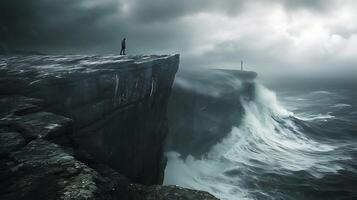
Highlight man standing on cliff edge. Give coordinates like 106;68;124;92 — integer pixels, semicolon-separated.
120;38;126;55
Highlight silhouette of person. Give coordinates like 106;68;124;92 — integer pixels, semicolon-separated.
120;38;126;55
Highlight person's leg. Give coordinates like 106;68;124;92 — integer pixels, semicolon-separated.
120;49;123;55
123;49;126;55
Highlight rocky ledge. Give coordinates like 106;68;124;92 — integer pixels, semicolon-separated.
0;55;218;200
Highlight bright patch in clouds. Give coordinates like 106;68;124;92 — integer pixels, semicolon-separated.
174;1;357;76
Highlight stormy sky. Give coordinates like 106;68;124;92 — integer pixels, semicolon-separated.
1;0;357;77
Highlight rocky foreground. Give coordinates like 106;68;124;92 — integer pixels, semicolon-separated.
0;55;218;200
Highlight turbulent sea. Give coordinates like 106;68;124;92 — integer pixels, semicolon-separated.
164;78;357;200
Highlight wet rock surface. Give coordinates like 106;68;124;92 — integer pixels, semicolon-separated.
0;96;43;117
0;129;25;155
12;112;73;140
0;55;218;200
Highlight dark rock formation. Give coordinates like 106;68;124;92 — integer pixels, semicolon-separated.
0;55;218;200
0;54;178;185
166;69;256;157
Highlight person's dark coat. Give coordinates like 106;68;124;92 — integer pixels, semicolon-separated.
121;39;126;49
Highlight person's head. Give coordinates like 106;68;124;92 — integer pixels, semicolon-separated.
124;38;126;40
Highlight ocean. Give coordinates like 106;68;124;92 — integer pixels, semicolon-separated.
164;77;357;200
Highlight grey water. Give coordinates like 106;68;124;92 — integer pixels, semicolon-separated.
164;77;357;200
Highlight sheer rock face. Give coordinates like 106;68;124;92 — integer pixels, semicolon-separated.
0;54;178;185
0;54;217;200
166;69;256;157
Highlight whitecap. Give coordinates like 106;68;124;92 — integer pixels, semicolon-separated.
331;103;351;108
295;113;335;121
164;84;351;200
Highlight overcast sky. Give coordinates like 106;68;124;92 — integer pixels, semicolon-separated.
1;0;357;77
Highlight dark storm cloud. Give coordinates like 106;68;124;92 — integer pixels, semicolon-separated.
126;0;334;24
0;0;336;52
0;0;122;52
125;0;246;23
0;0;213;53
0;0;356;77
0;0;339;52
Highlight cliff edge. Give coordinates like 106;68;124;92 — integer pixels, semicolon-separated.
0;54;218;200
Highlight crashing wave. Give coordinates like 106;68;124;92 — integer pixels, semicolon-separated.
164;83;352;200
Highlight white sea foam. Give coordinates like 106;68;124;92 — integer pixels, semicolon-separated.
331;103;351;108
164;84;350;200
295;113;335;121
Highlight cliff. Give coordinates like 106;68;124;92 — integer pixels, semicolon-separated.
166;69;256;157
0;54;218;200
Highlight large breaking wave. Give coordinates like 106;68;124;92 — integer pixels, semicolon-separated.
164;84;353;200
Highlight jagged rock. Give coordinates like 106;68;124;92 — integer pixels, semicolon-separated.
0;129;26;155
1;139;102;200
0;95;43;117
0;137;218;200
144;185;218;200
11;112;73;140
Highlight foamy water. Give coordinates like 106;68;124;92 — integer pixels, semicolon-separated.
164;84;355;200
